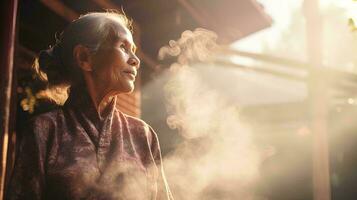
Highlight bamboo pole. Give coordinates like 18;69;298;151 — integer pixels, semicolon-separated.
0;0;19;199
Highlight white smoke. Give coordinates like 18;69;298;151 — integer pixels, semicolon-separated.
159;28;263;200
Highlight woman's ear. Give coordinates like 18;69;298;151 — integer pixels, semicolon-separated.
73;45;93;71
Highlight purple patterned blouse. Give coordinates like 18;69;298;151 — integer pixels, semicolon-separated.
7;88;173;200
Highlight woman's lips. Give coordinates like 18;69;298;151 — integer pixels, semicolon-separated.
123;70;136;80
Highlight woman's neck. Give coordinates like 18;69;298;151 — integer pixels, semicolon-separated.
83;72;116;117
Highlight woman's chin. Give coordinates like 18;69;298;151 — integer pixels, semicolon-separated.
113;83;134;94
123;87;134;93
124;82;135;93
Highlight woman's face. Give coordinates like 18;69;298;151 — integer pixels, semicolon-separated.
92;25;140;95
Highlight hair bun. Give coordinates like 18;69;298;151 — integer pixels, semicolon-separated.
38;43;70;86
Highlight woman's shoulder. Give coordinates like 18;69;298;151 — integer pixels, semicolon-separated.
25;108;65;137
122;113;148;126
121;113;157;137
30;107;64;125
120;113;161;152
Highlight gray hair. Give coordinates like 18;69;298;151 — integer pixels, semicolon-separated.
36;11;132;87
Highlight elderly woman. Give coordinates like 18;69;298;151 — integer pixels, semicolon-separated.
7;12;173;200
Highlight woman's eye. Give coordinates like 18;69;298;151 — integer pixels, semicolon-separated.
120;44;127;52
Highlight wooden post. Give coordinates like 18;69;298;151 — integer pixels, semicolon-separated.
303;0;331;199
0;0;18;199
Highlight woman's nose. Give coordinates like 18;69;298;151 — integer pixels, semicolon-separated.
128;54;140;69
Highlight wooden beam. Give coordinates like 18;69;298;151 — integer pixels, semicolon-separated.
92;0;119;11
221;47;309;69
176;0;209;27
0;0;18;199
215;60;306;82
304;0;331;199
221;48;357;84
18;45;36;58
40;0;79;21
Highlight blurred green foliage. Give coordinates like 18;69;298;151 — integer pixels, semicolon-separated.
349;18;356;32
